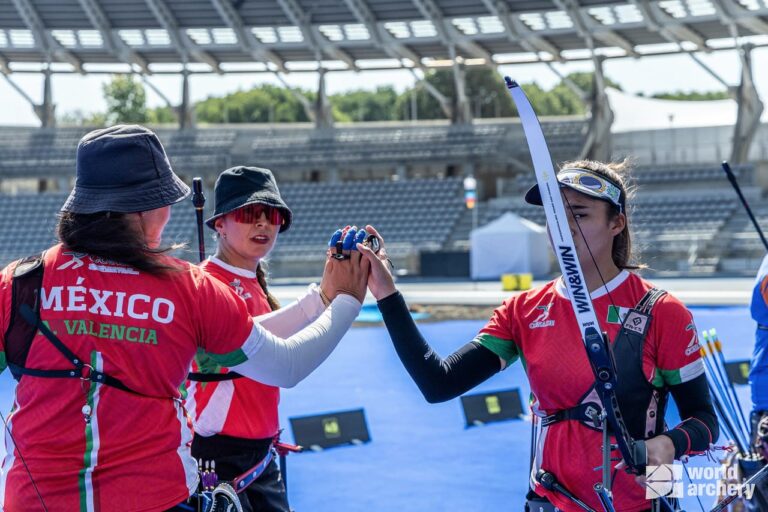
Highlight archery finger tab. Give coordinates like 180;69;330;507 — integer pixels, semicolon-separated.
329;229;343;247
342;228;357;251
353;229;367;250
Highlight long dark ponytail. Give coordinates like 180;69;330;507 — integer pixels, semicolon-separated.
57;212;184;275
256;262;280;312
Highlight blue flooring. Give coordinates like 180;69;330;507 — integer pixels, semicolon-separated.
0;306;758;510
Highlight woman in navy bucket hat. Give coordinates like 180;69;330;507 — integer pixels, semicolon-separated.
0;125;369;512
188;166;304;512
63;124;191;215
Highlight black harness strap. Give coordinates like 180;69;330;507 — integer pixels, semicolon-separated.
541;287;668;433
5;253;141;396
13;304;137;394
540;398;604;431
187;371;241;382
635;287;667;315
4;254;45;379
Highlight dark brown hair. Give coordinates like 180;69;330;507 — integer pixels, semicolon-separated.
559;158;643;270
256;262;280;312
57;212;184;275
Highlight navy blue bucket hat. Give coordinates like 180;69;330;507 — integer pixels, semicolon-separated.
61;124;190;214
205;166;292;232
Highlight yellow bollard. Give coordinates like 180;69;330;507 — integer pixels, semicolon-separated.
501;274;518;291
501;274;533;291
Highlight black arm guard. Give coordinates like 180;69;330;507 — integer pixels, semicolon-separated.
663;374;719;458
377;292;501;403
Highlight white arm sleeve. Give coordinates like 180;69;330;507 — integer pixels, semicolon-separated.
231;294;361;388
254;283;326;338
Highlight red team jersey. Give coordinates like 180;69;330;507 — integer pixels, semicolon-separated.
0;245;260;512
477;271;704;512
186;257;280;440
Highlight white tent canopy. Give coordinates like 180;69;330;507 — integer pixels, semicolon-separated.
470;212;551;280
606;87;768;133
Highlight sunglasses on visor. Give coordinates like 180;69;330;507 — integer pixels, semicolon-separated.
231;204;284;226
558;168;624;212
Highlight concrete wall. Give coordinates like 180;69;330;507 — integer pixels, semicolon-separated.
612;123;768;170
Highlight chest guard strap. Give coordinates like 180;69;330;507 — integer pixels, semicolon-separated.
541;287;668;436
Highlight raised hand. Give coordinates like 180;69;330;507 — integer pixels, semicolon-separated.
356;224;397;301
320;226;370;303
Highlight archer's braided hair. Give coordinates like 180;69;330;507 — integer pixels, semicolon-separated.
256;262;280;312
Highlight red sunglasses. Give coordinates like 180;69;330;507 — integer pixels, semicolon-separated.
231;204;283;226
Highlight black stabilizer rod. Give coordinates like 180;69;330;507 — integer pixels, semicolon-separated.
722;161;768;252
536;470;597;512
192;177;206;263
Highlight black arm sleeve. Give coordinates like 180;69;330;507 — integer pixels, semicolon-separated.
377;292;502;403
661;374;719;459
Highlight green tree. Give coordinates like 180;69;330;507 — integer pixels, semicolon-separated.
57;109;107;127
392;68;620;120
522;72;623;116
392;68;495;120
195;84;312;123
147;106;176;124
566;71;621;94
652;90;730;101
103;75;147;124
329;86;399;122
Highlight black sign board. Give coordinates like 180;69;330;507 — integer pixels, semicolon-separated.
460;388;524;427
290;408;370;450
725;359;751;386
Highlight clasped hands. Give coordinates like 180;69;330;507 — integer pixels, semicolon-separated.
319;224;398;305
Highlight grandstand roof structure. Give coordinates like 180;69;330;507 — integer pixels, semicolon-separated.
0;0;765;162
1;0;767;73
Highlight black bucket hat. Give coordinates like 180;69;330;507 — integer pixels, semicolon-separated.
61;124;190;214
205;166;292;232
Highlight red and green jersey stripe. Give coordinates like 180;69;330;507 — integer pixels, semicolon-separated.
475;333;521;368
78;351;103;512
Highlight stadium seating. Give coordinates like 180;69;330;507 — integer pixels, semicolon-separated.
509;163;753;195
453;173;753;273
0;191;200;268
250;124;514;167
721;202;768;258
271;178;465;273
0;123;763;276
0;127;237;178
0;193;67;265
